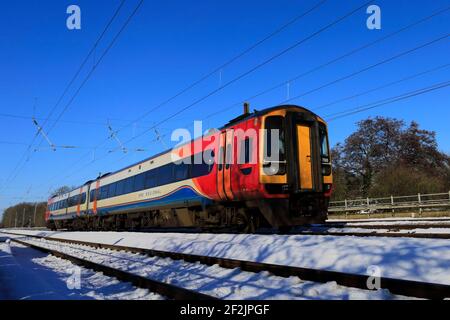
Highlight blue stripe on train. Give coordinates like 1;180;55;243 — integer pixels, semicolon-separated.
49;186;212;220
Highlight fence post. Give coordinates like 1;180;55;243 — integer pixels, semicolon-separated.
22;207;26;228
391;195;395;217
33;202;37;227
344;199;348;217
418;193;422;217
367;197;370;218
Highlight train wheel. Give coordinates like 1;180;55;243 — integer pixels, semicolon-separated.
235;210;258;233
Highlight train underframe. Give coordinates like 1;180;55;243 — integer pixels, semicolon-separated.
46;193;329;233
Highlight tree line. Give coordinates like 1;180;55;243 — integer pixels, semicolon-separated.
331;116;450;200
0;186;72;228
1;202;47;228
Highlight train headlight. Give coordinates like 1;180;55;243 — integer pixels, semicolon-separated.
263;162;286;175
321;164;331;176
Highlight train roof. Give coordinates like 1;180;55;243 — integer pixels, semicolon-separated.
224;104;321;127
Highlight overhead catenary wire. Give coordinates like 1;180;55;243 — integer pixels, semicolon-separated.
47;0;371;185
118;0;330;124
0;113;170;128
50;0;330;155
26;0;336;189
18;1;450;200
42;0;145;139
112;0;373;153
314;62;450;111
0;0;127;191
168;5;450;129
280;33;449;104
30;1;446;192
325;80;450;121
0;0;143;192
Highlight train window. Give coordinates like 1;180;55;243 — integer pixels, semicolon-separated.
218;147;224;171
264;116;286;175
90;189;96;202
158;165;173;186
191;152;213;178
204;149;215;167
99;186;106;200
174;163;188;181
108;183;117;198
192;162;210;178
319;125;330;163
116;180;125;196
81;193;86;204
124;176;135;194
225;144;232;169
134;173;145;191
239;137;253;164
145;171;157;189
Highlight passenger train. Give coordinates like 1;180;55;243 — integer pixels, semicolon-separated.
46;104;333;232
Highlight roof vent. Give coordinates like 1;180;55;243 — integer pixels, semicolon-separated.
243;102;250;115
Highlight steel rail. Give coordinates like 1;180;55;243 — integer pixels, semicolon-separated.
10;237;216;300
317;223;450;230
327;217;450;223
293;230;450;239
4;232;450;299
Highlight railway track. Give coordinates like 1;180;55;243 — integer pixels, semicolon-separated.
320;222;450;230
9;237;215;300
291;221;450;239
327;217;450;223
292;230;450;239
3;231;450;300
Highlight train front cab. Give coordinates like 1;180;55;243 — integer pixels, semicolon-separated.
252;105;332;227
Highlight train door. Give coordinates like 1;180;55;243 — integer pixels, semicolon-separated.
216;130;235;200
216;132;226;200
223;129;235;200
296;123;314;190
77;187;83;216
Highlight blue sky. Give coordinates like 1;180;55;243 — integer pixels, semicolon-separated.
0;0;449;213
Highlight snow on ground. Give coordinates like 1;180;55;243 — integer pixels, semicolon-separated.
0;236;162;300
7;236;415;300
2;229;450;286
